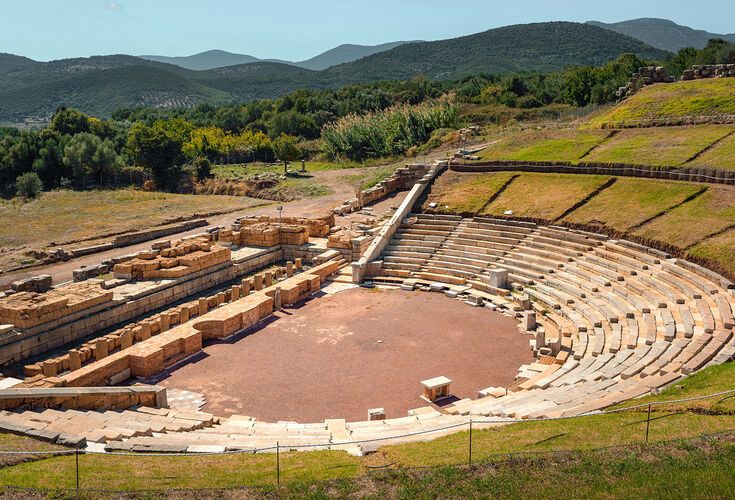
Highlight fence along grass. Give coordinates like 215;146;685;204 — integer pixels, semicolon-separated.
322;100;460;161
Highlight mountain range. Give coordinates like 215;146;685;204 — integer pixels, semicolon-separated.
588;18;735;52
140;42;417;71
0;21;671;124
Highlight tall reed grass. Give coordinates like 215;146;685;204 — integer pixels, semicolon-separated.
321;100;460;161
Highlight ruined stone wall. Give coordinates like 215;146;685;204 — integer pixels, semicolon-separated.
233;214;334;238
0;248;281;367
682;64;735;81
113;238;231;280
35;257;342;388
221;223;310;248
0;385;166;411
333;163;430;215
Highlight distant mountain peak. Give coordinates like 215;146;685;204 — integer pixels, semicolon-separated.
139;41;419;72
588;18;735;51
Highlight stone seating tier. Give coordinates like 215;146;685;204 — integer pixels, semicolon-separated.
375;214;735;422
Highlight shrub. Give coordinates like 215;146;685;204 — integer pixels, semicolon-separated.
15;172;43;199
191;157;212;181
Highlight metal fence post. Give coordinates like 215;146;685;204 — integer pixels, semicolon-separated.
469;419;473;467
276;441;280;486
645;404;652;445
75;444;80;498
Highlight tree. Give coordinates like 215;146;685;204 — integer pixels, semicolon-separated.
183;126;230;161
15;172;43;199
191;157;212;181
0;131;41;196
50;108;90;135
272;134;301;173
63;133;119;186
126;119;192;190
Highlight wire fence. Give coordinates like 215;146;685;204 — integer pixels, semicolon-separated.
1;387;735;493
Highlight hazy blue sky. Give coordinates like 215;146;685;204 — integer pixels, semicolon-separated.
1;0;733;61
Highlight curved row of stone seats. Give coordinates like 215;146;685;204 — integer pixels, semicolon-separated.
100;407;478;455
377;215;735;420
0;406;217;445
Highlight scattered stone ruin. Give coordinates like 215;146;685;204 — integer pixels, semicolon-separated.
616;66;673;100
682;64;735;81
0;281;113;330
618;64;735;100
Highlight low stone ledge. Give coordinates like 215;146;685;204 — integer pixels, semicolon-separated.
0;385;166;411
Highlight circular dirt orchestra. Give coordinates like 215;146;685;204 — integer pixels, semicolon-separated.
156;287;533;422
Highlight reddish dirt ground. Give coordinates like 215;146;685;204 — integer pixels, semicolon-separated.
156;287;534;422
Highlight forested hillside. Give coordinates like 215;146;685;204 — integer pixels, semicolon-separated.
0;22;669;124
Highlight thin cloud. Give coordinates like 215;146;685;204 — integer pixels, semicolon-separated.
105;1;125;11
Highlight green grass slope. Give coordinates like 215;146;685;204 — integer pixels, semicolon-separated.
562;177;705;231
477;129;610;163
631;185;735;247
481;173;611;220
581;125;734;166
688;131;735;170
590;78;735;128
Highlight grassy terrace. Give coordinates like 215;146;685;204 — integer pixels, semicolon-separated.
1;363;734;493
421;171;517;214
688;131;735;170
588;77;735;128
476;128;610;163
688;228;735;277
562;177;705;231
471;125;735;170
480;173;611;220
583;125;734;167
631;185;735;248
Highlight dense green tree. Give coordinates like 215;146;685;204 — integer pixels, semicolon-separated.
126;119;192;190
49;107;90;135
63;133;119;186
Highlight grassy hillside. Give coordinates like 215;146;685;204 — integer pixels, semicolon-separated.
563;178;704;231
631;185;735;248
422;171;517;214
0;22;668;122
423;171;735;278
471;125;735;169
689;132;735;170
589;78;735;128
